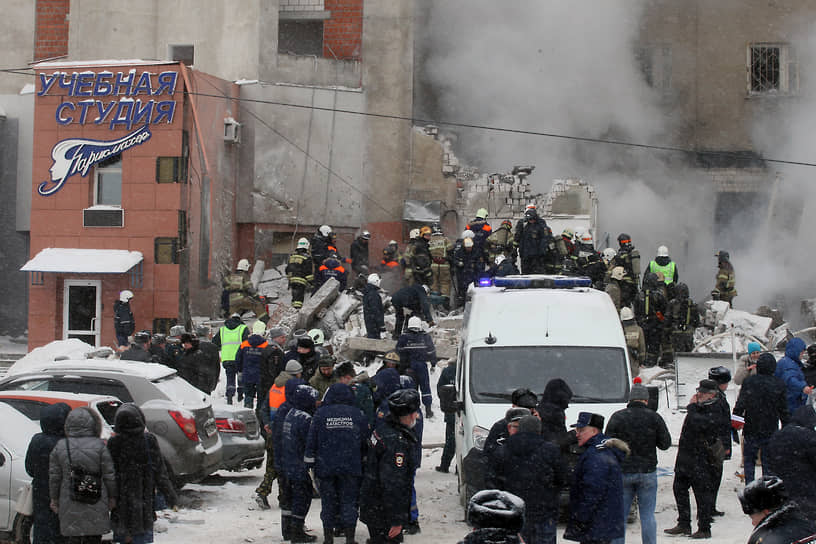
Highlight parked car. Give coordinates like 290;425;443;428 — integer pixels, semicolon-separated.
0;402;40;543
212;405;265;471
0;359;223;486
0;390;122;439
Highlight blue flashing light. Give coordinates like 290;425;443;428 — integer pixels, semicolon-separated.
478;277;493;287
493;274;592;289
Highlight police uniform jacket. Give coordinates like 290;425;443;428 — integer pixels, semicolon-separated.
280;385;317;481
362;283;385;332
113;300;135;337
359;416;418;528
305;383;369;478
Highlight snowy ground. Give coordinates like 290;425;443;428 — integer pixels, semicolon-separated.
0;332;761;543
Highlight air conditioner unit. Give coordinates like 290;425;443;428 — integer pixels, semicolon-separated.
83;207;124;228
224;117;241;144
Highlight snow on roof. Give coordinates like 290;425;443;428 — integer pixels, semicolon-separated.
21;248;143;274
31;59;178;69
8;356;176;382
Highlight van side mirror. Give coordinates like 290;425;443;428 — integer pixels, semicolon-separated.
438;384;464;413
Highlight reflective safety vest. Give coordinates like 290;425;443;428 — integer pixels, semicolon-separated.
219;324;247;362
649;260;676;284
268;383;286;421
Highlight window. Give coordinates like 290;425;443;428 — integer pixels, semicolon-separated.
156;157;182;183
278;21;324;56
169;44;194;66
153;318;178;335
748;43;797;95
635;45;672;93
94;155;122;206
155;237;179;264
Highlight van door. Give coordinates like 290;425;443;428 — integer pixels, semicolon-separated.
0;443;11;531
63;280;101;347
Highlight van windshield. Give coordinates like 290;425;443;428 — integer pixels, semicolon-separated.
469;346;629;404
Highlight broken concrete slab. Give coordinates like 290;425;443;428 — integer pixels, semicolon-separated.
250;260;265;289
296;278;340;330
330;292;362;324
718;309;772;343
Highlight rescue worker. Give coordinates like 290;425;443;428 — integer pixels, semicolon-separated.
428;224;454;309
285;336;321;383
359;389;421;544
223;259;268;322
647;245;678;299
396;316;437;419
309;355;337;401
606;266;625;311
401;229;421;283
556;228;577;272
515;207;553;274
614;233;641;307
712;250;737;306
363;273;385;339
311;225;333;269
489;254;519;278
453;238;483;306
113;290;135;348
390;283;434;339
350;230;371;275
236;324;269;408
668;283;700;353
466;208;492;261
212;313;249;405
379;243;402;293
384;240;402;265
575;232;606;287
634;272;667;368
315;253;347;292
485;219;515;265
287;238;314;309
405;226;433;288
621;306;646;377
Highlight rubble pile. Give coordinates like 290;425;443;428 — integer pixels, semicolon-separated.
693;300;791;354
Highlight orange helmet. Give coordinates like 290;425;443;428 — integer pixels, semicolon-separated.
420;226;432;237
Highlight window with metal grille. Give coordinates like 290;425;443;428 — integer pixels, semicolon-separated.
748;43;797;95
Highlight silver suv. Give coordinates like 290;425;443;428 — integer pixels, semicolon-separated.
0;359;223;485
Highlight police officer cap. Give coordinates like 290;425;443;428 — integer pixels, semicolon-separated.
151;333;166;345
387;389;420;417
467;489;525;531
708;366;731;384
510;388;538;409
297;336;315;349
505;407;531;423
133;331;151;344
738;476;787;515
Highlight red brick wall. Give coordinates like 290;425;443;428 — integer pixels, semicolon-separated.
323;0;363;60
35;0;70;62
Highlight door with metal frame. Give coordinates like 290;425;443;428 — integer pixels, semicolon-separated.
63;280;101;347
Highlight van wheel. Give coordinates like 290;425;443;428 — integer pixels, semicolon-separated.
13;513;32;544
457;471;477;509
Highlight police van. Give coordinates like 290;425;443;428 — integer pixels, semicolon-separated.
445;275;632;504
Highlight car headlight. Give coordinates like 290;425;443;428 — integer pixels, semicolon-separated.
472;425;489;450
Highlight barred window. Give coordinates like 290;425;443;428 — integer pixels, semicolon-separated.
748;44;797;95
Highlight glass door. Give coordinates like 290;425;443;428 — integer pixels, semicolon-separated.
63;280;101;347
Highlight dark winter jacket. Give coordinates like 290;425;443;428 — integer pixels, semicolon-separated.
606;401;671;473
483;417;510;467
537;378;575;452
516;217;551;258
49;407;116;537
359;416;418;528
634;288;667;330
310;233;331;268
316;255;348;291
459;528;523;544
107;404;177;540
259;340;286;398
269;377;305;470
352;379;376;427
775;337;809;415
371;367;401;406
120;344;151;362
113;300;135;337
438;363;457;419
362;283;385;334
283;346;320;382
453;246;485;287
236;334;268;386
390;284;432;322
733;353;790;439
176;343;210;393
764;410;816;519
490;259;519;277
712;389;732;458
491;431;565;523
280;384;318;481
25;402;71;534
395;330;436;370
197;339;221;393
374;394;423;467
305;383;369;478
350;237;370;274
564;433;628;543
407;238;433;285
747;503;816;544
674;399;721;474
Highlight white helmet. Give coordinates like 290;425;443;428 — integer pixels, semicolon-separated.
367;273;381;287
610;266;625;281
407;316;423;331
388;240;397;246
620;306;635;321
308;328;325;345
297;237;310;250
657;245;669;257
574;227;586;241
319;225;332;237
495;254;506;266
602;248;617;261
361;230;371;240
422;285;430;295
236;259;250;272
462;230;475;240
252;320;267;336
409;228;420;240
119;290;134;303
580;232;593;244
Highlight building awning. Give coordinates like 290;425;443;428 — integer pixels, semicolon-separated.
21;248;144;274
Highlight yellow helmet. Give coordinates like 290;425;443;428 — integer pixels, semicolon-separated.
420;226;432;237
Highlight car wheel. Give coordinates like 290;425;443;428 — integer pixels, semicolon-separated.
13;513;32;544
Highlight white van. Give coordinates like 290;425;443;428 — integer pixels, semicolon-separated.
447;275;632;504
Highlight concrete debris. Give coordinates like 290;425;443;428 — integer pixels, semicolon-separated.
296;277;340;330
249;260;265;290
693;300;790;354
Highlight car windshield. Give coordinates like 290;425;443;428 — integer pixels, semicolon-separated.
469;346;629;404
152;375;209;407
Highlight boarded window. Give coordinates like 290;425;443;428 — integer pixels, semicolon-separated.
155;237;179;264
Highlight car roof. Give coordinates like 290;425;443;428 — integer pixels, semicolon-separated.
464;286;624;348
5;358;176;382
0;403;41;456
0;390;122;408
